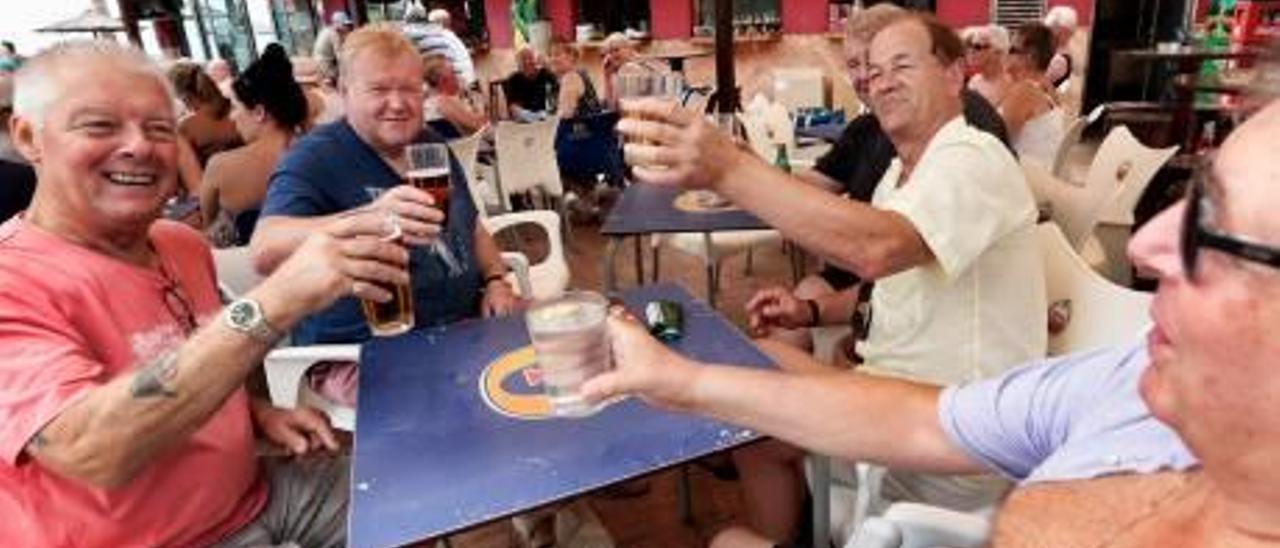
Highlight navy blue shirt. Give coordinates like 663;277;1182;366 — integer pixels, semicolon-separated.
262;119;482;344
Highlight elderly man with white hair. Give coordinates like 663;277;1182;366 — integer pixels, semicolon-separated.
0;40;413;546
1043;5;1079;89
965;24;1013;106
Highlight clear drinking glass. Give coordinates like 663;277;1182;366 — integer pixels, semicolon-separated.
405;142;463;276
526;291;613;417
359;213;415;336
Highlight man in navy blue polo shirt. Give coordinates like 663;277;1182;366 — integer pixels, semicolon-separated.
252;25;519;347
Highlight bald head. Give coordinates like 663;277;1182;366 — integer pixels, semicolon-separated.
1213;102;1280;236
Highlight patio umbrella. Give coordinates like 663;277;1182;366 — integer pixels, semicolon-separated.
36;9;126;37
711;0;738;113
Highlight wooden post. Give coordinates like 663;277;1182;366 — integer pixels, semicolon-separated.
711;0;739;113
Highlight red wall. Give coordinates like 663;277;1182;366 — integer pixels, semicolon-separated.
783;0;831;33
937;0;1094;28
486;0;514;48
483;0;1098;51
651;0;694;39
547;0;576;40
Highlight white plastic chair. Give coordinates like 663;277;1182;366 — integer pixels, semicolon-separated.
1038;222;1153;356
212;246;262;301
447;129;503;218
1082;126;1176;281
1050;104;1107;182
481;210;571;300
650;230;784;307
493;117;570;240
1020;161;1108;274
845;503;991;548
264;344;361;431
772;67;826;113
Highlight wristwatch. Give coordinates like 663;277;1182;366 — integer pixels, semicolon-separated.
223;297;281;344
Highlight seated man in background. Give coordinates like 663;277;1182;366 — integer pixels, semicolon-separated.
504;47;558;122
0;40;413;547
423;54;488;138
624;14;1042;544
592;79;1280;547
252;25;518;399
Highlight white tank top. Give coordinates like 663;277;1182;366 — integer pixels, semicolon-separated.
1015;106;1067;169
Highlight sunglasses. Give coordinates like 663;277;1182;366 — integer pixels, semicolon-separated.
159;263;199;335
967;42;990;51
1181;167;1280;280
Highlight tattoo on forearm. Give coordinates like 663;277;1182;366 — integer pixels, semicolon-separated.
131;352;179;398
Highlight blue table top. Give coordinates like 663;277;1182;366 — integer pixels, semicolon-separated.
600;182;769;236
349;283;775;548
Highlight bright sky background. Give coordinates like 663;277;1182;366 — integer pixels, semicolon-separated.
0;0;281;61
1;0;98;55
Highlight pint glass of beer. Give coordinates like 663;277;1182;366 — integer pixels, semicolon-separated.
405;143;451;222
360;213;416;337
525;291;613;417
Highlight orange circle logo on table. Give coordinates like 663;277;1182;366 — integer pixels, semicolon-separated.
478;345;553;420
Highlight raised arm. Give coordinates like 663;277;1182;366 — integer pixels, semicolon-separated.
583;314;985;475
24;214;409;489
618;100;932;280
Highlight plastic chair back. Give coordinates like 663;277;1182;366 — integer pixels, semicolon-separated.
264;344;361;431
212;246;262;300
1085;125;1178;228
772;67;826;112
481;210;570;300
1051;104;1107;181
447;131;494;218
1038;223;1152;355
494;117;564;207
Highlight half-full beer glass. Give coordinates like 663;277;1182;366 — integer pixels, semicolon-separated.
406;143;451;222
525;291;613;417
360;213;415;336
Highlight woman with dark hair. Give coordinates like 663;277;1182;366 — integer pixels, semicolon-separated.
1000;23;1066;168
168;61;242;166
201;44;309;247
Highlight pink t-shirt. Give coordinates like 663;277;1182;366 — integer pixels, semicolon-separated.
0;218;266;547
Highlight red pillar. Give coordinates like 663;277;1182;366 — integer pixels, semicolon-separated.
546;0;575;41
782;0;829;35
650;0;693;39
486;0;514;48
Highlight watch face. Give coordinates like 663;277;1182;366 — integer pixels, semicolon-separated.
229;301;255;326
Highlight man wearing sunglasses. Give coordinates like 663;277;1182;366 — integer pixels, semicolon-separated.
594;60;1280;547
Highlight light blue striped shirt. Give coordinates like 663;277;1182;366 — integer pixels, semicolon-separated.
939;339;1199;484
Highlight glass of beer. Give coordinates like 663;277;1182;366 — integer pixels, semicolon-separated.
360;212;415;337
406;143;451;222
525;291;613;417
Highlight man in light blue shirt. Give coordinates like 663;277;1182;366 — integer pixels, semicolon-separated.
586;54;1280;548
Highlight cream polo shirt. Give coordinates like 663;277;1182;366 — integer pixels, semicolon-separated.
861;116;1046;385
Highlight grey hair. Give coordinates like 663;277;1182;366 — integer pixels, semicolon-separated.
1043;6;1079;32
13;40;175;129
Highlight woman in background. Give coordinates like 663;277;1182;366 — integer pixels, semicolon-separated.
548;42;604;119
201;44;309;247
168;61;242;166
1000;23;1067;168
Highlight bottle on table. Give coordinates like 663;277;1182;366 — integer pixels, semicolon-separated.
773;143;791;174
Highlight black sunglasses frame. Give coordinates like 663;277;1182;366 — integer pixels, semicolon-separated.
1181;168;1280;280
